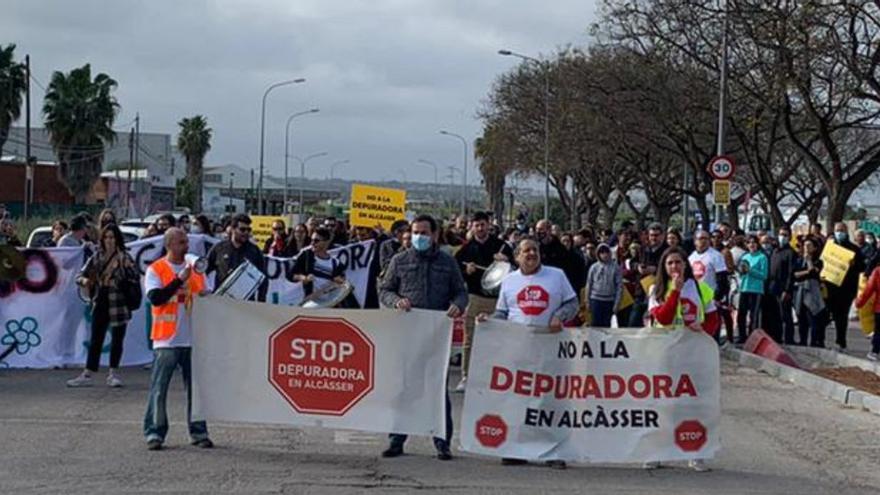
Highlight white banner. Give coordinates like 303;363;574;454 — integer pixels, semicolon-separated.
0;237;377;369
191;297;450;437
460;321;721;463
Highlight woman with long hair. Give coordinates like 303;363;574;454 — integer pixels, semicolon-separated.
98;208;117;229
288;223;310;254
736;235;769;344
288;227;346;297
263;219;296;257
646;246;718;472
67;224;139;388
794;237;827;347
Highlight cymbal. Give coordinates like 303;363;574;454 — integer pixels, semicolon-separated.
0;245;26;282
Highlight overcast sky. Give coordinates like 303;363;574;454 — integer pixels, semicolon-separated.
3;0;596;185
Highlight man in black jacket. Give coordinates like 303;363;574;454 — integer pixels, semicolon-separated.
826;222;866;350
453;211;513;392
206;213;268;302
535;219;586;302
768;226;797;344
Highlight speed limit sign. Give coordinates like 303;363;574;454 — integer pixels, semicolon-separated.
708;156;736;180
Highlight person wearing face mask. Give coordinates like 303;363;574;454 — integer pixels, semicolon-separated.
736;235;769;344
379;214;468;462
767;227;797;344
453;211;513;393
205;213;268;302
192;215;212;237
856;229;877;272
825;222;866;350
586;244;623;328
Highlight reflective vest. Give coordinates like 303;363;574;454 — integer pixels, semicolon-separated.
149;257;206;341
655;279;714;328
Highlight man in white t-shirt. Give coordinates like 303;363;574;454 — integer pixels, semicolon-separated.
688;230;728;293
477;238;578;469
143;228;213;451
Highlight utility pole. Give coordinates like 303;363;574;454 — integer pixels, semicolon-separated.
23;55;31;222
714;1;730;227
126;113;139;217
126;127;134;214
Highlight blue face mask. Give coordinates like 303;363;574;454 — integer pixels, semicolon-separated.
411;233;432;251
835;232;848;243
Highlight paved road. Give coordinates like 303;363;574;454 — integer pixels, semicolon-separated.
2;358;880;495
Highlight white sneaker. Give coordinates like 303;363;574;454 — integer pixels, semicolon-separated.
642;461;661;470
867;352;879;362
688;459;710;472
66;371;93;387
106;372;123;388
454;377;467;393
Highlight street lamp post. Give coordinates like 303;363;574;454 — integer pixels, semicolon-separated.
330;160;350;179
440;130;467;217
258;78;306;215
284;108;320;212
228;172;235;210
294;151;329;217
417;159;439;185
499;49;550;219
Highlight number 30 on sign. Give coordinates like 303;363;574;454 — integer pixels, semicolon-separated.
708;156;735;180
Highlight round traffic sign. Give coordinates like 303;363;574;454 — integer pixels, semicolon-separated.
708;156;735;180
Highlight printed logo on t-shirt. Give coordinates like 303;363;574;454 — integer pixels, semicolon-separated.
680;297;699;324
517;285;550;315
692;260;706;280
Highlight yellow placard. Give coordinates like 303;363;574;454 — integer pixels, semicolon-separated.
250;215;284;246
858;274;876;336
640;275;656;295
349;184;406;231
819;241;856;287
617;286;634;311
712;180;730;206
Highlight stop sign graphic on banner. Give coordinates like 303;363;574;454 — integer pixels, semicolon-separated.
674;420;708;452
475;414;508;448
516;285;550;316
268;316;375;416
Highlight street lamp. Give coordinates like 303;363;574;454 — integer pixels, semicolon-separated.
258;77;306;214
284;107;320;210
499;49;550;219
293;151;329;217
440;130;468;217
228;172;235;210
330;160;350;179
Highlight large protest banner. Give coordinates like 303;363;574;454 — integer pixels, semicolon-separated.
1;237;376;369
460;321;721;463
192;297;450;437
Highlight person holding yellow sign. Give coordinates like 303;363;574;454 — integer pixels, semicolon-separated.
824;223;866;350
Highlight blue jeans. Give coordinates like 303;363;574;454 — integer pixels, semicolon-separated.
590;299;615;328
143;347;208;443
389;390;452;452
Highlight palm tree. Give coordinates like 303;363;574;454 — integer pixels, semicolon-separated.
176;115;212;212
475;122;516;222
0;44;27;156
43;64;119;204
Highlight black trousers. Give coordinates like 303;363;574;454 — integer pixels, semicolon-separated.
827;294;855;349
86;291;128;372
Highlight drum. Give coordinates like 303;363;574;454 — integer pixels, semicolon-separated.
214;259;266;300
185;254;208;274
480;261;512;296
299;281;354;309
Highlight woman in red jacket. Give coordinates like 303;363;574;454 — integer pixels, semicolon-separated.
855;261;880;361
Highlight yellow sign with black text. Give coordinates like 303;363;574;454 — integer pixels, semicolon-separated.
349;184;406;231
712;180;730;206
250;215;285;246
820;241;856;287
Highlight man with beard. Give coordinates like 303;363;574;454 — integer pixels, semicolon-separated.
205;213;268;302
453;211;513;392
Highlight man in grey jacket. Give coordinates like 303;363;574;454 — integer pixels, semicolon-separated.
379;214;468;461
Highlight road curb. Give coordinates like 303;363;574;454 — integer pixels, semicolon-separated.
784;346;880;374
721;346;880;417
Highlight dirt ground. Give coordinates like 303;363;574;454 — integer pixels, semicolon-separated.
813;366;880;396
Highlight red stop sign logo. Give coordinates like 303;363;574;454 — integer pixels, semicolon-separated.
268;316;375;416
475;414;508;448
675;420;707;452
516;285;550;316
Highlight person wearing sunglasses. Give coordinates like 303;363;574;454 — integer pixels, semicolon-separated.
288;227;351;301
263;220;296;258
205;213;268;302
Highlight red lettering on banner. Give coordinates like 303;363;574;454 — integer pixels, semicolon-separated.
486;366;698;400
692;260;706;280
